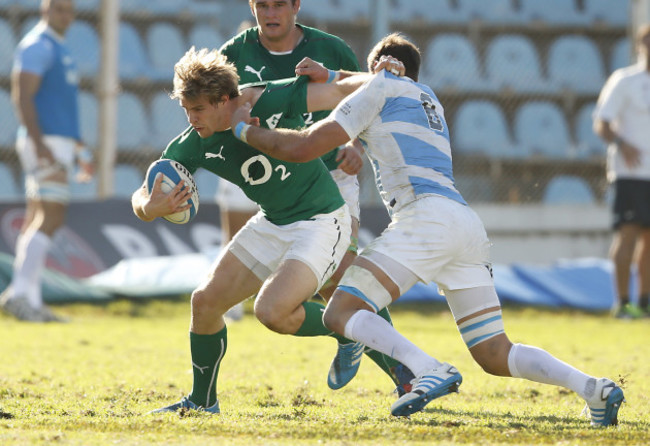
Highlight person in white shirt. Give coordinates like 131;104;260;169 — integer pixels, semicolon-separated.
594;24;650;318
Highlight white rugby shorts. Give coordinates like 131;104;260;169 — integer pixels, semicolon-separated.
16;133;76;201
362;195;494;292
229;204;352;290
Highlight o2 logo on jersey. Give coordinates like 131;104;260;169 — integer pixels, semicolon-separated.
420;92;443;132
240;155;291;185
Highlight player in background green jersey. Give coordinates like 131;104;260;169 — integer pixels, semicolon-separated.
131;47;405;414
217;0;414;394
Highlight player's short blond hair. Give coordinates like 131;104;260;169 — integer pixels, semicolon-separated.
171;47;240;104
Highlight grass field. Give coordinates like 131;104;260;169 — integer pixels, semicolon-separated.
0;298;648;445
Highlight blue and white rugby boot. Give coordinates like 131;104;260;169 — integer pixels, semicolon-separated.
391;362;462;417
327;341;365;390
149;396;220;414
585;378;624;427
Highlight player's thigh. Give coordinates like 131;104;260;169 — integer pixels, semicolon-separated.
196;249;262;310
255;258;319;317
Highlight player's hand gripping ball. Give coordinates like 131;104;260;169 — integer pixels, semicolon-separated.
145;159;199;224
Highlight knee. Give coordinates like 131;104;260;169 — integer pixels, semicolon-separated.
253;302;290;334
191;288;220;317
470;336;513;377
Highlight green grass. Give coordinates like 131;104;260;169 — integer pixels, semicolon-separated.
0;299;648;445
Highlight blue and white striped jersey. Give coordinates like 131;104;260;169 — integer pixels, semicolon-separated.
332;70;466;212
13;23;80;140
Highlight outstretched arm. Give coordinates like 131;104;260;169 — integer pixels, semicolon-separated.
232;103;351;163
299;56;404;113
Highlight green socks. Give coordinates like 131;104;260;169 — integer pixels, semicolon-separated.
188;327;227;408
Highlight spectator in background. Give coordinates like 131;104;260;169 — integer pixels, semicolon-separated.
0;0;92;322
594;24;650;319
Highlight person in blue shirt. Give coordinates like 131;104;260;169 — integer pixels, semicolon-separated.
231;33;625;427
0;0;92;322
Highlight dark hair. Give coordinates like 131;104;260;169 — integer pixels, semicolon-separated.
367;33;421;81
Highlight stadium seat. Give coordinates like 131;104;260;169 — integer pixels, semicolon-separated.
452;100;519;158
0;162;21;201
194;169;219;201
188;0;223;17
0;88;18;147
67;20;100;78
519;0;588;25
584;0;630;27
70;175;99;201
610;38;633;72
117;92;149;152
514;101;572;159
119;21;151;80
485;34;550;93
0;18;16;76
543;175;595;205
151;91;190;150
188;24;226;51
423;34;490;92
146;22;187;81
113;164;143;198
547;35;606;94
390;0;463;23
454;174;495;203
79;91;99;150
575;102;606;158
456;0;523;24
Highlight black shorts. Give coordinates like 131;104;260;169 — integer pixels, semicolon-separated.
612;179;650;229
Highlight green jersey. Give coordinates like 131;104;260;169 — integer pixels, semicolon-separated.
220;24;361;170
162;77;344;225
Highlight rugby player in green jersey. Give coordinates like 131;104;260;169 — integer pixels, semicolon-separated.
132;47;406;414
217;0;414;393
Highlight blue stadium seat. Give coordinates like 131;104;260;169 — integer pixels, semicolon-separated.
423;34;490;92
0;162;21;201
79;91;98;150
514;101;572;159
584;0;630;27
453;100;519;158
548;35;606;94
610;38;632;72
194;169;219;201
0;18;16;76
119;21;151;80
575;102;606;158
391;0;463;23
151;91;190;150
146;22;187;81
456;0;522;24
70;175;99;201
298;0;340;22
543;176;595;205
117;93;149;152
188;0;223;17
519;0;588;25
188;24;226;51
113;164;143;198
67;20;100;78
485;34;550;93
0;88;18;147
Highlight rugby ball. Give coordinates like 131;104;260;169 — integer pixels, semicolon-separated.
145;159;199;224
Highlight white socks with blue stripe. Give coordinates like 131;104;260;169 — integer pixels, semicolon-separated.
507;343;595;400
344;309;442;377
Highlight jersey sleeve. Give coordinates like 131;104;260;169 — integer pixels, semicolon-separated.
14;38;53;75
331;74;385;140
594;71;627;123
